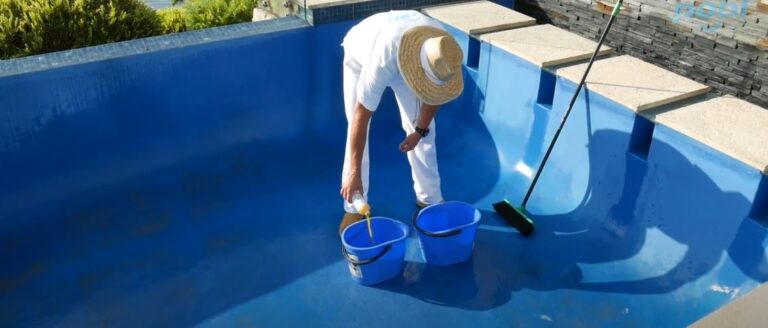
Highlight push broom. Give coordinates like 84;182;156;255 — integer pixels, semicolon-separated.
493;0;624;237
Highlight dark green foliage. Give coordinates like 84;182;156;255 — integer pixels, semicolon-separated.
0;0;162;59
0;0;270;59
183;0;260;31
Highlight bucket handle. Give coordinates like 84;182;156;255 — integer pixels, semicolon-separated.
412;211;462;238
342;244;392;265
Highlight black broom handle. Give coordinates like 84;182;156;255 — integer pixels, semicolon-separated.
521;0;623;207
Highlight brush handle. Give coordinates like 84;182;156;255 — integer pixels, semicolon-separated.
611;0;623;16
521;0;623;207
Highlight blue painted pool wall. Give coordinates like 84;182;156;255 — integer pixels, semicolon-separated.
530;76;767;223
0;21;356;223
436;24;573;209
523;76;768;322
2;7;767;326
440;18;768;318
752;175;768;226
0;21;368;327
490;0;515;7
472;42;566;207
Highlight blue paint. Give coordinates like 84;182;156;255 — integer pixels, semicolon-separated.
490;0;516;7
525;76;768;324
751;175;768;227
0;9;765;328
628;115;654;160
472;42;568;208
536;70;557;107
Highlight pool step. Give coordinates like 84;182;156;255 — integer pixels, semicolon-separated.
481;23;614;114
422;0;535;36
480;24;613;68
648;96;768;176
556;55;710;112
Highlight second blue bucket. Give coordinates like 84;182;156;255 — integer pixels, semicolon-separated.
414;201;481;266
341;217;409;285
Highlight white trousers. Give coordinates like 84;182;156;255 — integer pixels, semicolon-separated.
342;54;443;213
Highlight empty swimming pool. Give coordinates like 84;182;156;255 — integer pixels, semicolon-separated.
1;9;767;328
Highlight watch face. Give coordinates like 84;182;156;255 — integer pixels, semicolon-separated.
416;127;429;137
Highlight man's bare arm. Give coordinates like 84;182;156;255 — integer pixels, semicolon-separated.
341;102;373;202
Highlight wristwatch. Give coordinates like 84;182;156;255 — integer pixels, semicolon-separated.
415;126;430;138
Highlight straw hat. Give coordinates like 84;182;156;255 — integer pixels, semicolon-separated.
398;26;464;106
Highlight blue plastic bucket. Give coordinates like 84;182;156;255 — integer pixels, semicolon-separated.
341;217;409;285
413;201;481;266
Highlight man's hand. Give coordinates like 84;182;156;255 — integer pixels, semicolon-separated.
399;132;422;153
340;171;364;203
400;103;438;153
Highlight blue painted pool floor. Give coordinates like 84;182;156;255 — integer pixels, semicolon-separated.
1;101;765;327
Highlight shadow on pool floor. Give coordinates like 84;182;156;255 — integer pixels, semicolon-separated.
195;130;766;327
362;128;768;327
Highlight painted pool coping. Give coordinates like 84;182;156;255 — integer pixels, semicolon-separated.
0;17;309;79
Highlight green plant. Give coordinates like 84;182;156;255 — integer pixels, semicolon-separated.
157;6;187;33
0;0;270;60
0;0;162;59
183;0;260;30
